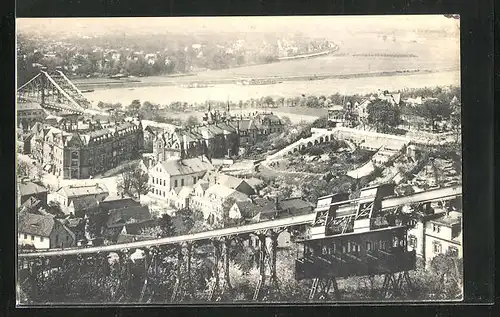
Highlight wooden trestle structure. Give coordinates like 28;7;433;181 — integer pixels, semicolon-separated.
18;184;461;302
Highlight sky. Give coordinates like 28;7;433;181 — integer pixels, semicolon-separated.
16;15;459;38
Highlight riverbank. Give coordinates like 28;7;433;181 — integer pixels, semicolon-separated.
83;70;460;107
77;67;456;92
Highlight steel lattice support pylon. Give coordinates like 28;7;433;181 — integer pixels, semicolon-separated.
380;271;414;299
252;228;284;301
308;277;341;301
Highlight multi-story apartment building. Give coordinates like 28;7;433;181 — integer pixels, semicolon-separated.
152;109;283;163
148;156;214;200
30;120;143;179
407;207;462;268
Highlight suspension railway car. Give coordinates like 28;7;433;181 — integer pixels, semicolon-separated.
295;183;416;281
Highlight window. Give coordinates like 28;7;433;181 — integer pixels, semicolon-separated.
66;235;69;241
40;237;44;242
174;180;178;187
380;240;387;250
408;235;417;248
24;234;27;239
366;241;372;251
448;246;459;257
31;235;34;241
432;224;441;233
193;177;197;183
433;241;442;254
181;179;184;186
55;234;59;244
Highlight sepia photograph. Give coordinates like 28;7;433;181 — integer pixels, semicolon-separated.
15;15;463;305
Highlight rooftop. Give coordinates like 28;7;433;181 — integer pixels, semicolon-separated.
18;180;48;197
160;156;214;176
18;212;55;237
431;211;462;227
106;205;151;227
58;183;109;198
17;102;44;111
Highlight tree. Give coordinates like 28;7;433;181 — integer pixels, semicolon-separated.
418;99;453;131
47;201;65;218
221;197;237;227
17;160;31;178
185;115;199;127
128;99;141;114
131;167;150;199
366;100;401;132
280;116;292;126
117;168;135;197
158;213;175;237
262;96;275;107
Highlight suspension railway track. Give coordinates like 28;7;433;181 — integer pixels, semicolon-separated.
19;185;461;258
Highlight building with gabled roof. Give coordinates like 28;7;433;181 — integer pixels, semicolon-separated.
202;170;256;196
148;156;214;200
18;179;48;206
53;183;109;208
18;212;76;249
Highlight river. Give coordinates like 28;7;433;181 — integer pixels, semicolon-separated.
83;70;460;108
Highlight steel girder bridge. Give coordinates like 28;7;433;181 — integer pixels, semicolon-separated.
18;184;462;303
17;69;90;115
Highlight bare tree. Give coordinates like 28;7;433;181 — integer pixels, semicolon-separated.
117;167;135;197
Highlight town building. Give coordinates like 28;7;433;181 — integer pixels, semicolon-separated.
18;212;76;249
30;120;143;179
152;108;284;163
327;105;346;126
17;101;47;132
190;181;251;225
407;206;462;268
148;156;214;200
202;170;256;196
52;183;109;213
18;179;48;206
103;204;153;242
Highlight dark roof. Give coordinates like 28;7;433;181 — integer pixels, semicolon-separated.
20;196;43;211
18;181;48;197
65;217;84;228
235;198;276;219
279;197;314;215
71;196;100;212
106;205;151;227
237;119;258;131
116;233;156;244
18;212;55;237
120;218;158;234
99;197;141;212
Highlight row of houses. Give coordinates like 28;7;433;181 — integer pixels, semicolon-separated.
148;110;284;164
